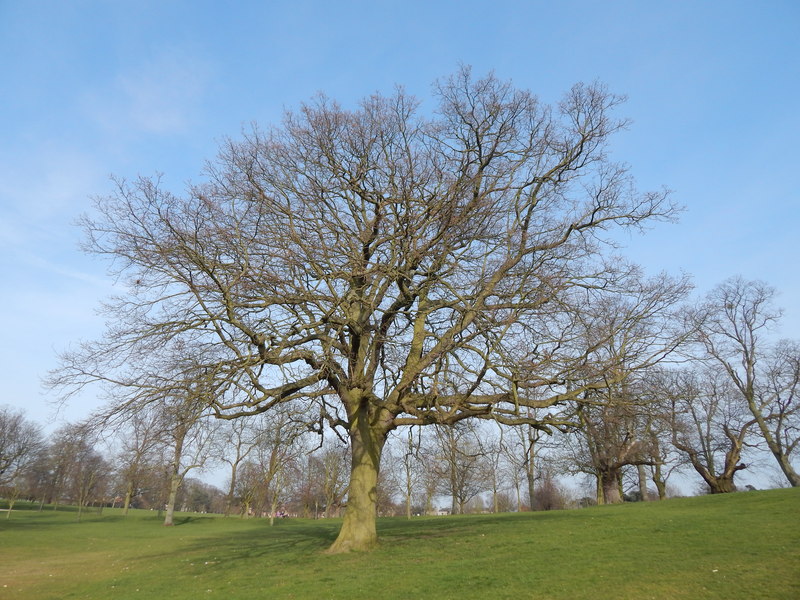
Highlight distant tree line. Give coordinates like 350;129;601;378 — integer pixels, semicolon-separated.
4;278;798;519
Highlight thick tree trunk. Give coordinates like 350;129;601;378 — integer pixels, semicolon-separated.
600;470;623;504
707;476;736;494
326;404;389;553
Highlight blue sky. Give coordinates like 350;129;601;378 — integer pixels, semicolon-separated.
1;0;799;431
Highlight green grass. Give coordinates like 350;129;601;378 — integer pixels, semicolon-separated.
1;489;798;599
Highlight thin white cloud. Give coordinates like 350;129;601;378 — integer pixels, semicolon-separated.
84;49;212;136
0;143;103;222
11;249;114;291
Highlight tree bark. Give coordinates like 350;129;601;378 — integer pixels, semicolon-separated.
637;464;649;501
164;431;185;526
164;472;180;526
225;464;238;517
326;403;390;553
707;477;736;494
600;470;623;504
525;430;536;510
747;405;800;487
773;451;800;487
652;462;667;500
122;480;133;516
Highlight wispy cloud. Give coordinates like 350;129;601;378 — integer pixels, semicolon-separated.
84;48;212;136
11;248;114;291
0;143;103;222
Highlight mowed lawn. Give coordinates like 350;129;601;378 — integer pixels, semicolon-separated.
1;488;798;600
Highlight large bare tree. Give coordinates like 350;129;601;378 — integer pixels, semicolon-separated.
51;68;679;551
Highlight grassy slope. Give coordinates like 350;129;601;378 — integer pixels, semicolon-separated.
1;488;798;600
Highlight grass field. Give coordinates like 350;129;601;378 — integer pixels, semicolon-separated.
1;488;798;599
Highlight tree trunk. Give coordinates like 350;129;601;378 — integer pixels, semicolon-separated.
600;470;623;504
6;486;20;519
637;464;649;501
654;476;667;500
772;451;800;487
225;464;238;517
707;477;736;494
164;421;187;526
405;469;412;520
734;364;800;488
163;436;184;526
268;465;285;526
652;460;667;500
404;432;413;519
525;430;536;511
326;404;389;553
750;407;800;487
269;494;278;526
122;480;133;516
164;472;180;526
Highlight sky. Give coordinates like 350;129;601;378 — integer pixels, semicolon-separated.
1;0;799;443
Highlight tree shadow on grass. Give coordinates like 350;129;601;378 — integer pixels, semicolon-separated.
173;515;219;526
173;518;342;565
180;512;532;563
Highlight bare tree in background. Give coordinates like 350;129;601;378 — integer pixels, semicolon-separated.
112;407;166;515
667;368;752;494
218;415;262;516
639;396;683;500
434;422;488;514
480;429;505;513
569;392;653;504
697;278;800;486
253;407;307;524
414;429;444;515
317;441;351;519
500;421;543;510
0;406;43;517
396;428;420;518
42;423;110;519
50;68;680;551
560;272;691;504
158;392;219;526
